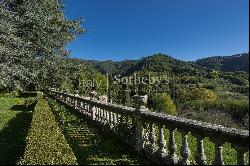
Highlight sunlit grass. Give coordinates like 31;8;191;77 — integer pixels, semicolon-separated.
49;99;153;165
0;97;32;165
0;97;24;130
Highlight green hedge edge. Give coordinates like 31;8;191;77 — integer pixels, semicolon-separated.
18;99;78;165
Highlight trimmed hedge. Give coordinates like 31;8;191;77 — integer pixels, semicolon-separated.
18;99;77;165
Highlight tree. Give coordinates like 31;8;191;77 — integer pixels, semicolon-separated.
175;87;217;103
148;93;177;115
0;0;84;91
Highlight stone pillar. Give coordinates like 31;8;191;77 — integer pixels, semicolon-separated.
89;91;97;101
99;95;108;103
89;91;97;121
74;93;80;110
133;95;148;109
133;95;148;153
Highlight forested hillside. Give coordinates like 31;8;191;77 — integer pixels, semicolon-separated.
196;53;249;73
57;53;249;129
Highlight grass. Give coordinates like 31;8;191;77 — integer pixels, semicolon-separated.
19;99;78;165
48;99;153;165
0;97;33;165
1;95;248;165
48;98;249;165
161;129;239;165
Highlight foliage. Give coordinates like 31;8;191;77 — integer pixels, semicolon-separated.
184;99;249;117
18;99;78;165
196;53;249;73
60;77;74;93
148;93;177;115
174;87;217;103
179;99;249;129
0;0;84;91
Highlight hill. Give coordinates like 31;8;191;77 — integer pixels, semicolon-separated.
195;53;249;73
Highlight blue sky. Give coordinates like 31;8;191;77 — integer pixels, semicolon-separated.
64;0;249;61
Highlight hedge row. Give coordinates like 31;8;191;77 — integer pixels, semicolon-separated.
18;99;78;165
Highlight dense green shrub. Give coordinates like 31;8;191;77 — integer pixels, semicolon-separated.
185;99;249;116
175;87;217;103
179;99;249;129
24;98;38;111
149;93;177;115
18;99;77;165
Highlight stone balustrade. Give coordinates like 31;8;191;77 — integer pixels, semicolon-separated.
46;89;249;165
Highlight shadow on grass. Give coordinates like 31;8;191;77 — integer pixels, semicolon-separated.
49;100;153;165
0;111;32;165
10;105;27;111
11;99;37;112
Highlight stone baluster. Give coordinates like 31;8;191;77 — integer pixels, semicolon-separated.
148;123;156;153
88;104;90;115
106;110;109;124
116;114;120;126
104;109;107;124
142;123;148;149
180;131;191;165
125;115;129;127
233;144;248;165
119;115;124;137
99;109;102;122
99;108;102;123
194;135;207;165
69;98;72;106
70;98;73;106
99;108;102;122
109;111;113;129
74;98;78;110
212;139;225;165
156;124;166;158
112;112;115;128
79;101;83;114
102;109;105;124
167;128;178;165
82;102;86;113
103;109;106;124
86;104;89;115
70;98;72;105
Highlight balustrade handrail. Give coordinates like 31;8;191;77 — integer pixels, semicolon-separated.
46;89;249;165
48;90;249;140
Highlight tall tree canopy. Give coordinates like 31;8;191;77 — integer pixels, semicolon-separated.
0;0;84;91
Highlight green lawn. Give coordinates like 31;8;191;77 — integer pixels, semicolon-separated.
161;129;238;165
1;96;248;165
48;99;153;165
0;98;24;129
0;97;33;165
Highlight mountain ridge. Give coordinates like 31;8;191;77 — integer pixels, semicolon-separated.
195;53;249;73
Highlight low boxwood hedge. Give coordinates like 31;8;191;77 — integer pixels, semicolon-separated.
18;99;78;165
